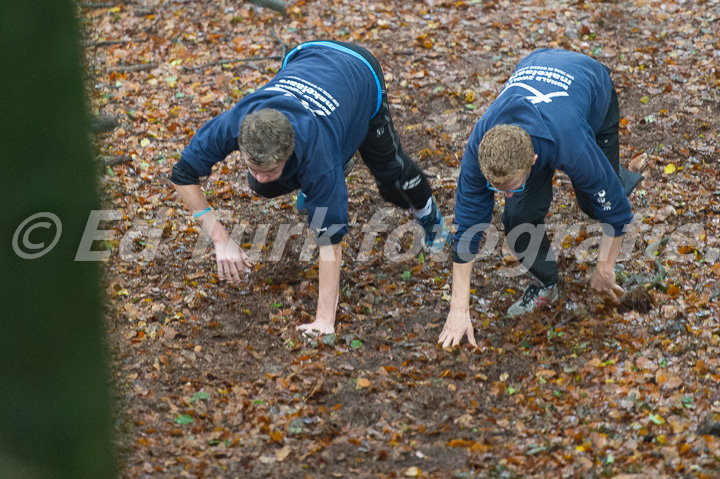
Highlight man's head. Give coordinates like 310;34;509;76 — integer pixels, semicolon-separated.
239;109;295;182
478;124;535;189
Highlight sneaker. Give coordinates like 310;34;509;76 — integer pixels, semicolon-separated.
417;196;451;254
619;164;643;196
507;280;559;317
296;190;307;214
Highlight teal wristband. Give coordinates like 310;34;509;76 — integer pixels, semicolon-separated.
193;207;212;218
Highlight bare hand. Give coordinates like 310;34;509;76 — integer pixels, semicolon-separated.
214;237;252;283
438;307;477;348
590;265;625;303
297;318;335;336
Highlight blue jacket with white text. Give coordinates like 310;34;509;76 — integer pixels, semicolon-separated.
453;49;633;261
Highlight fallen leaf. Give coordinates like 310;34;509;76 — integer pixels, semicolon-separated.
655;205;677;222
357;378;371;388
656;370;682;389
275;446;291;462
404;467;421;477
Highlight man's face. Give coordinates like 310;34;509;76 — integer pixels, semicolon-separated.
486;154;538;198
487;172;529;198
245;157;286;183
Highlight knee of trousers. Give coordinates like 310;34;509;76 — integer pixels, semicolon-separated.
378;183;413;209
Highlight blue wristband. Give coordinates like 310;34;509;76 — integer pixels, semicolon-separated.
193;207;212;218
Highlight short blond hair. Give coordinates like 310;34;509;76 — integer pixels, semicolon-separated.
477;124;534;185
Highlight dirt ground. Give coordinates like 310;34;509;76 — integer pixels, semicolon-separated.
84;0;720;477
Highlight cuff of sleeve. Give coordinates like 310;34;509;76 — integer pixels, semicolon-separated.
452;248;476;264
602;222;627;237
315;232;345;246
170;159;201;186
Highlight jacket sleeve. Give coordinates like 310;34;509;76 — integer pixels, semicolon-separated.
452;138;495;263
301;166;349;246
180;109;241;177
170;158;201;185
560;130;633;236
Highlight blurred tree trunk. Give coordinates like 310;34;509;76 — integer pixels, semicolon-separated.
0;0;115;478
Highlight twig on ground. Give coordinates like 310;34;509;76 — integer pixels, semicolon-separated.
246;0;288;15
101;155;133;166
182;55;282;72
108;63;157;73
91;115;120;133
270;25;287;58
84;39;134;48
83;1;123;7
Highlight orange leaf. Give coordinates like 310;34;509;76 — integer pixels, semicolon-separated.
712;263;720;277
448;439;468;447
357;378;371;388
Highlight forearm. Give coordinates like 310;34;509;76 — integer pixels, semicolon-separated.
597;233;624;271
450;260;475;312
173;183;229;243
316;243;342;321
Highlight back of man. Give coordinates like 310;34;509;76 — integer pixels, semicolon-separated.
455;48;632;259
180;44;379;182
441;49;637;347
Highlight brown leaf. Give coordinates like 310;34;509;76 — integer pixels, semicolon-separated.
357;378;371;388
275;446;291;462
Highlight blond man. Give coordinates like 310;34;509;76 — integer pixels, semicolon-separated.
440;49;641;347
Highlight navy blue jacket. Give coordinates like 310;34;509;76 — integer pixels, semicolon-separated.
454;49;633;260
178;42;382;244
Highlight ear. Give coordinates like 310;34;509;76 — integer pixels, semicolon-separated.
532;154;538;166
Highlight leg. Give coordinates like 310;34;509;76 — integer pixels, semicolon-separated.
502;167;557;286
330;42;447;250
328;41;432;209
358;100;432;210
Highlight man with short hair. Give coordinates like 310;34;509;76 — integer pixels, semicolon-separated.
439;48;642;347
171;40;449;335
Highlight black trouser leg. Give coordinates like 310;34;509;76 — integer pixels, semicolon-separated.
358;100;432;210
502;167;558;286
326;42;431;210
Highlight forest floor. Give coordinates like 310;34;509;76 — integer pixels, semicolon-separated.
83;0;720;477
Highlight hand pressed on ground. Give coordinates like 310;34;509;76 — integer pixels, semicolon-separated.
439;307;477;348
214;237;252;283
590;264;625;303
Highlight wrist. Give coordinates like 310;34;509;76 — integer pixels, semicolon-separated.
210;226;230;244
596;260;614;273
449;300;470;313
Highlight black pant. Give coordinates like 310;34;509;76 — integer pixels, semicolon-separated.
249;41;432;210
501;85;621;287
